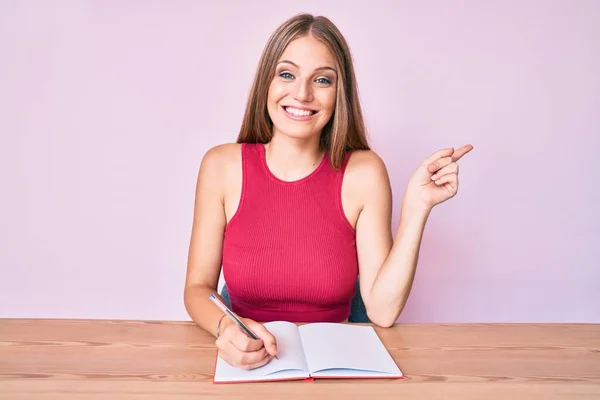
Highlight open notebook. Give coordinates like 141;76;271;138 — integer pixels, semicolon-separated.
213;322;403;383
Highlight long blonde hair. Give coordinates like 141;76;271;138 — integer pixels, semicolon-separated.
236;13;370;168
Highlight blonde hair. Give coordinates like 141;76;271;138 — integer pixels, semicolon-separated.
237;13;370;168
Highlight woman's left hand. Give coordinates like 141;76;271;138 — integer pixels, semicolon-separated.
404;144;474;210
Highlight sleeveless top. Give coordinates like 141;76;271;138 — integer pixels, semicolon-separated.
221;143;358;323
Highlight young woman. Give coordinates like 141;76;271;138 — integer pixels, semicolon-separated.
184;13;473;370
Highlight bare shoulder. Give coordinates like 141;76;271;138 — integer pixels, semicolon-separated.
345;149;390;184
342;149;392;209
197;143;242;194
201;142;241;171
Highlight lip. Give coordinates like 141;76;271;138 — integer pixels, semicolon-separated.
281;105;318;121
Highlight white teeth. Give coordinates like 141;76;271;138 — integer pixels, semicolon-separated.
285;107;314;117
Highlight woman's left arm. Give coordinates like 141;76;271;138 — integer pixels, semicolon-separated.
355;145;473;327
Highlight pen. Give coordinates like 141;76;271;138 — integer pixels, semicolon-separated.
209;294;260;340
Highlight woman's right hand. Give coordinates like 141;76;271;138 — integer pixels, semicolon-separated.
215;317;279;370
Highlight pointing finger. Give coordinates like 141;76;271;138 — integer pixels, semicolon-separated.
422;147;454;167
451;144;474;162
427;156;453;174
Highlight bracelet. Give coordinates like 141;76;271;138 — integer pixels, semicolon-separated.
215;314;226;338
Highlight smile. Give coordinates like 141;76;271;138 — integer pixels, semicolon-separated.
282;106;318;121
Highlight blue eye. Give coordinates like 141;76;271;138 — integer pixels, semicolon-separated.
315;77;332;85
279;72;294;80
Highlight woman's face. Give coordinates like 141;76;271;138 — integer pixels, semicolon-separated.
267;35;338;141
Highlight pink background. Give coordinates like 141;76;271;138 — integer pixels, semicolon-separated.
1;1;598;322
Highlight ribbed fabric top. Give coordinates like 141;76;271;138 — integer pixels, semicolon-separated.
222;143;358;323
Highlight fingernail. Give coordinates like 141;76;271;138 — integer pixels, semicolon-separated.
431;174;437;180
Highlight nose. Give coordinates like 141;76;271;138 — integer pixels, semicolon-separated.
293;78;313;103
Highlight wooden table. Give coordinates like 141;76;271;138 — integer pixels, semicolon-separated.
0;319;598;399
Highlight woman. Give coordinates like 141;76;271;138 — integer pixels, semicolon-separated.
184;13;473;370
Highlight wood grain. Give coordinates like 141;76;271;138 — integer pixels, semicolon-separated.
0;319;599;399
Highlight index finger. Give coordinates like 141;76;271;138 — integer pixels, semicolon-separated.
451;144;474;162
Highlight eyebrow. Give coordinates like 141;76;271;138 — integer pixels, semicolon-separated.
277;60;337;74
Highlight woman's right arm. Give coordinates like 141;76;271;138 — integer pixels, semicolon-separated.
183;145;230;336
183;145;277;369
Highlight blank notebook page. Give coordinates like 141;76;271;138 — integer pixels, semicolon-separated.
299;323;401;375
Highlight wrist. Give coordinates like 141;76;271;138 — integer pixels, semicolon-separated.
216;315;235;338
401;196;432;217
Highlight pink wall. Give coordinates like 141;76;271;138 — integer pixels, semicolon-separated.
1;1;598;322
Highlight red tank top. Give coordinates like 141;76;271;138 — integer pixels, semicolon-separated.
222;143;358;323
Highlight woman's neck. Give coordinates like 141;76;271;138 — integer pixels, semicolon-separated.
263;133;324;182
